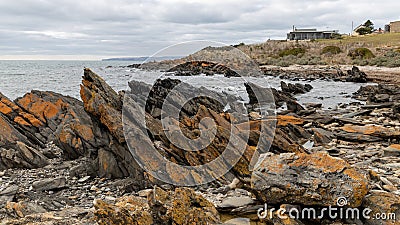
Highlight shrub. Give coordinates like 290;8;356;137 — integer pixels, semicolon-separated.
278;47;306;57
348;48;375;60
321;46;342;55
368;50;400;67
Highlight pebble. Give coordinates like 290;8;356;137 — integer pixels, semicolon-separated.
78;176;91;183
90;186;99;192
218;196;255;208
138;189;152;197
383;185;398;192
104;196;116;202
386;163;400;169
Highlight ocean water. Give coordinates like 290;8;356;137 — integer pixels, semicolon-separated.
0;60;374;109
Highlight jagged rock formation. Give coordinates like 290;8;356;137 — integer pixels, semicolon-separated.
281;81;313;95
2;68;400;225
167;60;240;77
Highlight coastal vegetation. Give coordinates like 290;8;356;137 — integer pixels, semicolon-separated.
235;32;400;67
348;47;375;60
321;46;342;55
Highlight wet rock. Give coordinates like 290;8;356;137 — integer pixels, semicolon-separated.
286;100;305;113
304;103;322;109
167;60;240;77
346;66;368;83
354;84;400;103
280;81;313;95
362;192;400;225
251;152;369;207
245;82;292;110
32;177;67;191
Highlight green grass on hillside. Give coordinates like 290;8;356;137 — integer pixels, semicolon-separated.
318;33;400;47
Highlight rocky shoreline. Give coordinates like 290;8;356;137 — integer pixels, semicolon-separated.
1;67;400;225
260;65;400;84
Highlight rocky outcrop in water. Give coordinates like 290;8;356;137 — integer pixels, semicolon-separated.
167;61;240;77
346;66;368;83
262;65;371;83
281;81;313;95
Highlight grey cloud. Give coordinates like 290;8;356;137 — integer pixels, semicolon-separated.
0;0;399;58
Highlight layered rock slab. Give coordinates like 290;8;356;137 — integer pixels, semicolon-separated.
251;152;369;207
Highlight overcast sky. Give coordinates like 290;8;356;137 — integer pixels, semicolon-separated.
0;0;399;60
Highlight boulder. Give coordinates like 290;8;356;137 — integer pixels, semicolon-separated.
1;90;100;160
32;177;67;191
167;60;240;77
94;187;220;225
251;152;369;207
281;81;313;95
354;84;400;103
362;192;400;225
245;82;304;112
346;66;368;83
149;187;220;225
94;196;153;225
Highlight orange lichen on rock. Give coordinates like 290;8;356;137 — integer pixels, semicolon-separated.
17;93;61;123
14;116;31;127
20;112;43;127
389;144;400;150
71;124;94;141
289;152;348;173
252;152;369;207
341;124;400;136
0;101;13;115
277;115;304;126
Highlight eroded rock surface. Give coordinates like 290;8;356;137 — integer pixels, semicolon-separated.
251;152;370;207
